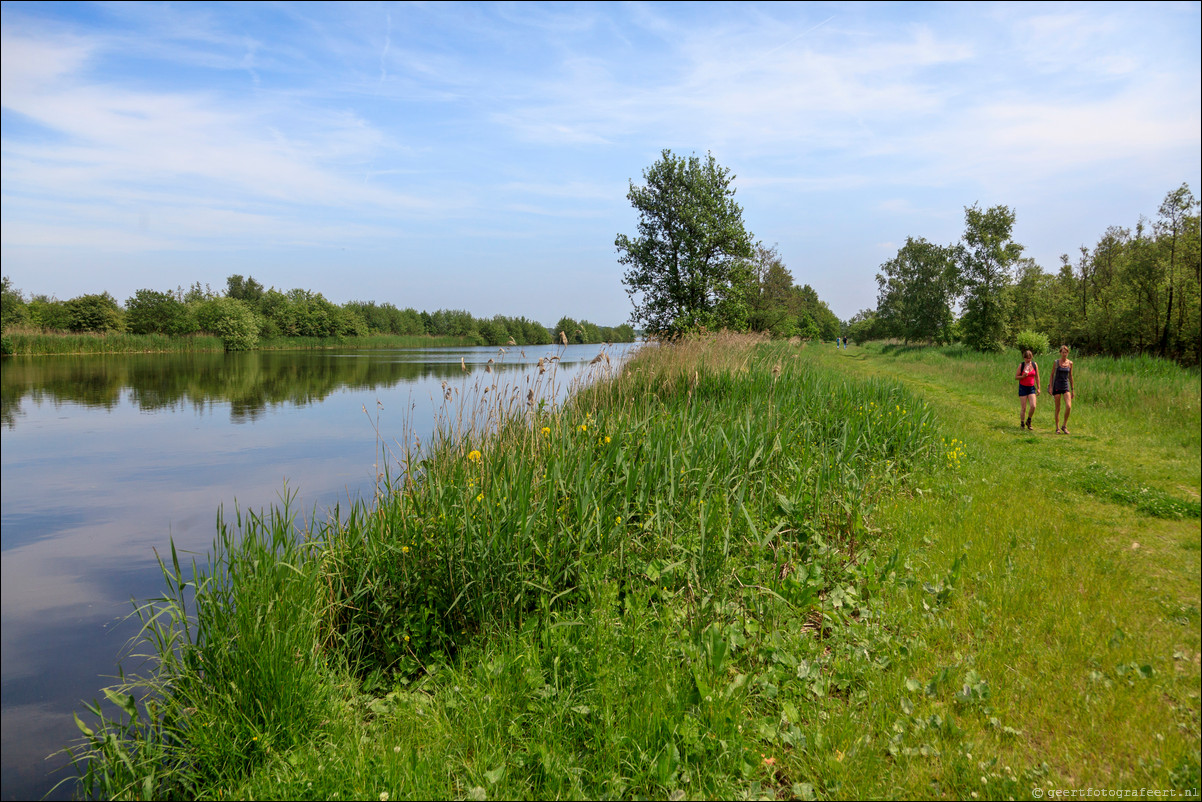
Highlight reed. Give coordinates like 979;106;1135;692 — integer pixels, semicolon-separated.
3;330;224;356
67;495;332;799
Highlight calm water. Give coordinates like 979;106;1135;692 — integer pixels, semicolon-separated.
0;342;633;800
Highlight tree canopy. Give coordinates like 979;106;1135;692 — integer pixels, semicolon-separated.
865;184;1200;365
875;237;959;345
617;150;754;336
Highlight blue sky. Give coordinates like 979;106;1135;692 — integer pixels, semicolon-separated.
2;1;1199;325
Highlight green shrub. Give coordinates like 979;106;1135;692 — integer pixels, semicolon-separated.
196;297;260;351
1;276;29;331
65;292;125;333
126;289;196;335
1013;328;1050;356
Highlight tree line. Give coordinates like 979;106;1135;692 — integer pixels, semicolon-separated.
856;184;1200;365
0;275;635;351
616;149;841;341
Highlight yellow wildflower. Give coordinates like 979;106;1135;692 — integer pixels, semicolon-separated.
467;449;482;462
541;426;551;436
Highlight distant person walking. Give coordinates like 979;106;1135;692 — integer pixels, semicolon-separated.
1048;345;1075;434
1016;349;1040;429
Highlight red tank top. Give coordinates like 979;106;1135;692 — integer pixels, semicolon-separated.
1018;362;1037;387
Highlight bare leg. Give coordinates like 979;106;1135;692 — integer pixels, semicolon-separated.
1053;395;1062;432
1020;395;1030;427
1028;395;1037;427
1061;393;1072;433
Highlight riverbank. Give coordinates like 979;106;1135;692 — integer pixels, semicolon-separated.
67;337;1200;799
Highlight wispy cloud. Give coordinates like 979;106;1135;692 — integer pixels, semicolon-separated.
0;2;1197;321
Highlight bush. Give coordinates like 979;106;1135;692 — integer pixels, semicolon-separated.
1;276;29;331
126;289;196;335
195;297;260;351
65;292;125;333
1013;329;1050;356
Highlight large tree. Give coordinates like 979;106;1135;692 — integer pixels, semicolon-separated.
1155;183;1199;358
617;150;754;336
875;236;959;344
958;203;1024;352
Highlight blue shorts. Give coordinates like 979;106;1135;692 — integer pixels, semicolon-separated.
1019;385;1037;397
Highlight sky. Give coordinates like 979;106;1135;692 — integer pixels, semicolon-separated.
2;1;1199;326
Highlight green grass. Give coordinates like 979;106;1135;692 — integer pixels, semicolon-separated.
66;336;1200;800
3;330;226;355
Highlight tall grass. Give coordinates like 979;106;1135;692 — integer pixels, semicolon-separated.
324;333;938;680
68;333;944;798
3;330;224;356
69;496;330;799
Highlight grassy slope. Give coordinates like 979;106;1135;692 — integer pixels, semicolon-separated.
221;342;1198;801
72;339;1199;800
811;344;1200;796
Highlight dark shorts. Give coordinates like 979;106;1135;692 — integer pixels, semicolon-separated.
1019;385;1037;397
1052;385;1070;396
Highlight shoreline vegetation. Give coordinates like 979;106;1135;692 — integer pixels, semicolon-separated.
0;330;486;357
0;275;638;357
64;335;1199;800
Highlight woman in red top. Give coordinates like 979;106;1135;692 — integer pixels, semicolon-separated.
1016;349;1040;429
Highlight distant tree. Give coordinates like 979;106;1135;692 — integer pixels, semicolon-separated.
1009;257;1052;338
553;316;579;344
126;289;195;335
1;276;29;330
65;292;124;333
195;297;259;351
846;309;881;344
617;149;754;336
796;312;820;341
183;282;216;303
611;323;637;342
747;243;795;334
337;304;369;337
1154;183;1199;358
225;274;265;305
478;317;510;346
875;237;959;344
26;295;71;330
958;204;1024;352
792;284;841;342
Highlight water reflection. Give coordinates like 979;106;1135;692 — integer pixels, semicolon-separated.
1;345;595;428
0;342;634;801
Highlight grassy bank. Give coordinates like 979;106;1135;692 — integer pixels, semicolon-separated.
1;331;476;356
68;337;1200;799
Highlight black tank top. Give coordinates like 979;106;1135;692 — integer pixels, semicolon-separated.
1053;363;1071;392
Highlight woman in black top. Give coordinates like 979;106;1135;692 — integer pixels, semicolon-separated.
1047;344;1075;434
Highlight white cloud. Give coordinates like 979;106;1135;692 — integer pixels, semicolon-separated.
1;31;448;239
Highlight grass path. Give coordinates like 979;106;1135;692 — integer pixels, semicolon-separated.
807;344;1200;797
